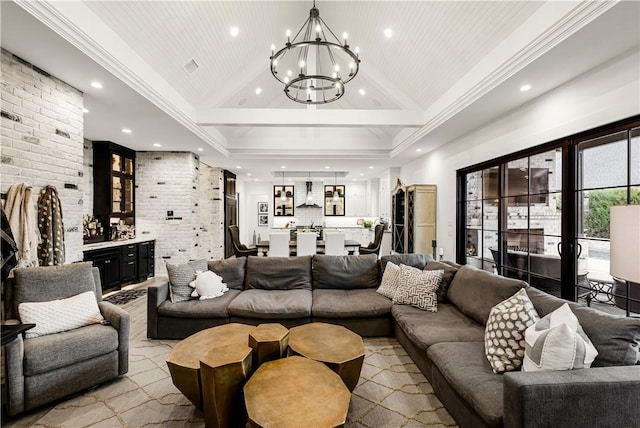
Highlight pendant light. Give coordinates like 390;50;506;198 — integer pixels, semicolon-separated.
306;172;313;204
280;171;288;203
332;172;340;205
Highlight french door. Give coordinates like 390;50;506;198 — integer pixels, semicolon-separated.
457;116;640;314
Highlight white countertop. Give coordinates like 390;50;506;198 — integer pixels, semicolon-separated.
83;236;155;251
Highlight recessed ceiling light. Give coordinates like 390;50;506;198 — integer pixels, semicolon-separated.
368;166;374;169
236;165;242;169
121;128;132;134
359;173;364;176
416;148;422;152
384;28;393;38
197;148;203;152
325;166;330;169
153;143;162;147
230;26;239;37
359;89;366;96
520;84;532;92
82;108;89;114
255;87;262;95
281;165;287;169
90;81;102;89
247;173;252;176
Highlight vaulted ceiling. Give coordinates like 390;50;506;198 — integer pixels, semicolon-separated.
2;1;639;182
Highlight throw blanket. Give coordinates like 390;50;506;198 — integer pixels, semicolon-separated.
1;204;18;282
38;185;65;266
4;183;39;268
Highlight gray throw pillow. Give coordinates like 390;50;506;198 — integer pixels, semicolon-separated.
166;259;208;303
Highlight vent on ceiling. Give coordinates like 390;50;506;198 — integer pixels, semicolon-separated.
183;58;200;74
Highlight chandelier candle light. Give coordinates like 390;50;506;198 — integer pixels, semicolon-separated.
270;1;361;104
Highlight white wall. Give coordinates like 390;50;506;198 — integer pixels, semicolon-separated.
399;50;640;261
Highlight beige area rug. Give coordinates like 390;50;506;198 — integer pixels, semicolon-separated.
5;282;457;428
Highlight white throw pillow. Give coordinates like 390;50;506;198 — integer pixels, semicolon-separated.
393;264;442;312
19;290;104;338
485;288;540;373
189;270;229;300
523;303;598;372
376;262;401;299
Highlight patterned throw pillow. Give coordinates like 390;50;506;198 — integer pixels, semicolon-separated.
485;288;540;373
376;262;401;299
166;259;208;303
523;303;598;372
393;264;443;312
424;261;459;302
19;290;104;338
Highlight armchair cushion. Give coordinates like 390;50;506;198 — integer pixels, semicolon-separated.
19;291;104;338
13;262;98;317
23;323;118;376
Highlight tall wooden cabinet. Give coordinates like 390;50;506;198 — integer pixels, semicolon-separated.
224;170;237;259
392;180;437;254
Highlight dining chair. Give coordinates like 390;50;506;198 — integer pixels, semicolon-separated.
296;232;317;257
324;232;346;256
269;232;291;257
359;224;385;256
228;225;258;257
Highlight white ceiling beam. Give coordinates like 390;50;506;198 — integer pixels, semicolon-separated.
196;109;424;127
358;62;423;111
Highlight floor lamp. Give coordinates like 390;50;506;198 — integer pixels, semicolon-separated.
610;205;640;317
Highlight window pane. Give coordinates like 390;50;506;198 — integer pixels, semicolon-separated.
483;199;499;231
505;196;528;232
530;149;560;193
578;131;627;190
483;167;498;203
466;201;482;228
505;158;528;197
529;192;561;238
578;187;629;239
466;171;482;201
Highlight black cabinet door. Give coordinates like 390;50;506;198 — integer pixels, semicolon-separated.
85;249;121;293
121;244;137;283
137;241;151;281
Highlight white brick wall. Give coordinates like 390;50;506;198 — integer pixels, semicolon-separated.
1;49;84;262
136;152;224;276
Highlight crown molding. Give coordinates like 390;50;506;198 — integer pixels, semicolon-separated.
15;0;230;157
390;0;619;157
229;148;390;160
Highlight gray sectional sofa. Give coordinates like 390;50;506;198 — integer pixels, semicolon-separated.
147;254;640;428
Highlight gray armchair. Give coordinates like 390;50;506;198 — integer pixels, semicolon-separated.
3;262;129;415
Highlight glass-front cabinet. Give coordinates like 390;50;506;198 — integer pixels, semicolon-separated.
274;185;294;216
93;141;136;242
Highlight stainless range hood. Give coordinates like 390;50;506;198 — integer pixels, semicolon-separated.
296;181;322;208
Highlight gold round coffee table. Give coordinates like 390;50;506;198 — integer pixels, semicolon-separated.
288;322;365;391
166;323;256;409
244;356;350;428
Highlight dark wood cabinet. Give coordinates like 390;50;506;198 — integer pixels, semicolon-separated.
92;141;136;242
137;240;155;281
84;248;121;293
224;170;237;259
84;240;155;294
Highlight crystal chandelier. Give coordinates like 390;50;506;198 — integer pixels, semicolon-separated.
270;1;361;104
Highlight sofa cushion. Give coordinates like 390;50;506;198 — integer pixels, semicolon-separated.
485;288;539;373
527;287;640;366
245;256;312;290
312;254;379;289
428;341;504;428
23;323;118;376
228;289;312;319
166;259;208;303
424;260;459;302
208;257;246;290
392;303;485;350
447;265;528;326
393;265;442;312
158;289;241;319
380;253;433;274
312;289;393;319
